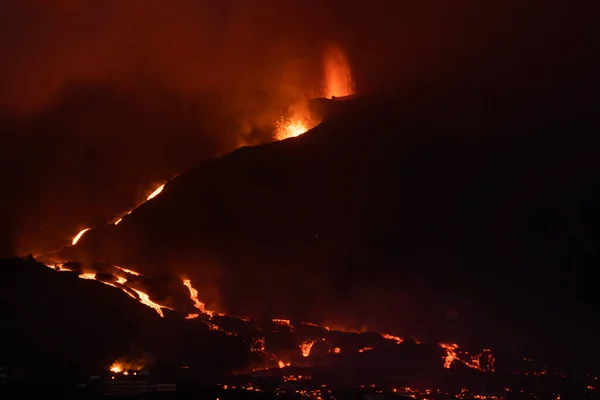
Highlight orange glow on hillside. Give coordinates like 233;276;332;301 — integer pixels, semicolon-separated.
323;45;355;98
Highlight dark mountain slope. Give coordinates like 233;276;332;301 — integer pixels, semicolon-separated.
54;94;600;347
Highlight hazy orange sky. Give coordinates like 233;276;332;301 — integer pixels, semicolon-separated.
1;0;577;112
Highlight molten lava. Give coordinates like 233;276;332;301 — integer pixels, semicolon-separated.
129;288;166;317
72;228;91;245
182;278;214;317
275;117;309;140
323;44;355;98
273;318;293;328
382;333;404;344
115;266;142;276
440;343;459;369
70;183;166;248
146;184;165;201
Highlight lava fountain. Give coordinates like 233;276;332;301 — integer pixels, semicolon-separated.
323;44;355;98
275;117;309;140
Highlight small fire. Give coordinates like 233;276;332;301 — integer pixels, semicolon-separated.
109;358;145;374
72;228;91;245
333;347;341;354
278;360;291;369
358;346;374;353
110;364;122;373
182;278;214;317
275;117;308;141
300;340;317;357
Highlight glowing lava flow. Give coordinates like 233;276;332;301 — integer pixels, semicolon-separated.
70;183;165;246
115;266;142;276
382;333;404;344
273;318;293;328
440;343;459;369
146;184;164;201
43;260;498;373
131;288;166;318
182;278;214;317
72;228;91;245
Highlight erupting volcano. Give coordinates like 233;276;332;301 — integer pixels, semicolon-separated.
1;1;598;395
